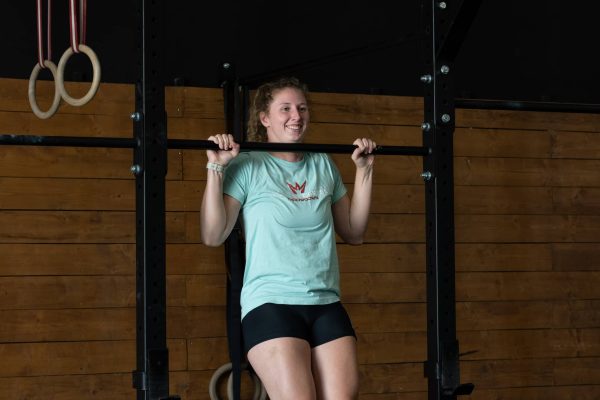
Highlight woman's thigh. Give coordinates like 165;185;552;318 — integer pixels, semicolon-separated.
247;337;316;400
311;336;359;400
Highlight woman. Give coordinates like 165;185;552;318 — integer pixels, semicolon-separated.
200;77;375;399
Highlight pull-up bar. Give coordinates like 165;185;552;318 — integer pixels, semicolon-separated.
0;134;430;156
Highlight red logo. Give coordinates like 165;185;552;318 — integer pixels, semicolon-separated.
287;181;306;194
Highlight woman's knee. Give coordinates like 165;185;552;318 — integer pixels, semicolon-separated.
247;337;316;400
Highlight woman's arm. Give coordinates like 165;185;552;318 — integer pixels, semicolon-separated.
200;134;242;247
332;138;376;245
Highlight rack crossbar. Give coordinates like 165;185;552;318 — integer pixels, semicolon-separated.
0;134;430;156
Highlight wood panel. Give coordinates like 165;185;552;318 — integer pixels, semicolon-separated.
455;157;600;187
307;123;421;146
179;87;224;119
458;300;600;330
455;243;552;271
554;357;600;385
456;128;600;159
551;130;600;158
0;306;227;343
0;78;222;119
341;273;425;303
0;211;199;243
455;214;600;243
456;186;553;214
468;386;600;400
0;147;183;179
0;177;135;210
553;187;600;214
455;128;552;158
457;272;600;301
359;363;425;393
363;214;425;243
461;358;554;388
0;374;134;400
553;243;600;271
456;108;600;132
0;339;187;377
308;92;422;125
0;308;135;342
0;243;225;276
459;328;600;360
0;78;135;115
0;275;187;309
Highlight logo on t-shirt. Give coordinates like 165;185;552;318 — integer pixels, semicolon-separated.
286;180;318;202
287;181;306;194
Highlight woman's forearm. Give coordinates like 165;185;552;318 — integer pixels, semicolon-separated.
347;164;374;243
200;169;228;246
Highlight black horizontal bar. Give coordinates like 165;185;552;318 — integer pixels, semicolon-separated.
456;98;600;114
0;134;429;156
0;135;136;148
170;139;429;155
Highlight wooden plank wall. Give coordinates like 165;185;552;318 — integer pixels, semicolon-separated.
0;77;599;399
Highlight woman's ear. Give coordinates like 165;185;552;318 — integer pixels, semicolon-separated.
259;111;270;128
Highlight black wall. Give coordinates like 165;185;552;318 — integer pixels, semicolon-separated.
2;1;598;103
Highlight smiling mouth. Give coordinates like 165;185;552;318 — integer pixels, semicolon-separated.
286;124;303;131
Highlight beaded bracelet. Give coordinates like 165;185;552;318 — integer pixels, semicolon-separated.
206;162;225;173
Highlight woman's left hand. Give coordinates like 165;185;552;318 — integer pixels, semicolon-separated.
351;137;377;169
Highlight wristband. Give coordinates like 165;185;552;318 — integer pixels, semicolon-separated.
206;162;225;173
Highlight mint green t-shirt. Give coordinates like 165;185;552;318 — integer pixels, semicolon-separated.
223;152;347;318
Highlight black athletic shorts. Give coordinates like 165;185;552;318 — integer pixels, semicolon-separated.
241;302;356;353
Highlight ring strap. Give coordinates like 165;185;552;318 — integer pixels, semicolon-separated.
69;0;86;53
36;0;52;68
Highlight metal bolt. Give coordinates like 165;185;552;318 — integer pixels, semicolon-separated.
421;171;433;181
223;62;231;69
130;164;142;175
420;74;432;84
421;122;431;132
441;114;451;123
438;2;447;9
130;112;142;122
440;65;450;74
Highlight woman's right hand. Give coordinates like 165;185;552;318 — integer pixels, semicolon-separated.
207;134;240;166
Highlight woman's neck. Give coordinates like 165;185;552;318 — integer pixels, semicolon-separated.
269;151;304;162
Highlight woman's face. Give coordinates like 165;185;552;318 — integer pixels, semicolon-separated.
260;87;309;143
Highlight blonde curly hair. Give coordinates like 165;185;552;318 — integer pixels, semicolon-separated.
246;77;308;142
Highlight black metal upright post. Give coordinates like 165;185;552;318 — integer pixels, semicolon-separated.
220;62;246;400
131;1;177;400
421;0;480;399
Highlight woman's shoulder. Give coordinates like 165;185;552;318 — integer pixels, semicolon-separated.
227;152;266;171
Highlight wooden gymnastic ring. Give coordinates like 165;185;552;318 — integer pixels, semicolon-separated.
56;44;101;107
208;362;265;400
28;60;62;119
227;366;266;400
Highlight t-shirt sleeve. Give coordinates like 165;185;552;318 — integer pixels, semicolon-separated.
327;155;347;203
223;155;250;205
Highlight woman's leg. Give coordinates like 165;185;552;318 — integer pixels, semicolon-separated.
311;336;359;400
247;337;317;400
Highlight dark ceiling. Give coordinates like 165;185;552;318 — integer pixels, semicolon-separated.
2;1;598;104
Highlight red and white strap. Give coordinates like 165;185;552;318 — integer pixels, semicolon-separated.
36;0;52;68
68;0;86;53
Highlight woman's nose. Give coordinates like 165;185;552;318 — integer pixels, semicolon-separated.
290;107;301;119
